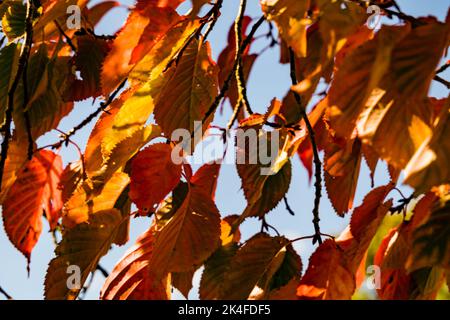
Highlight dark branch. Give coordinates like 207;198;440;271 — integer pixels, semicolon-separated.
0;0;34;190
43;79;127;150
0;285;12;300
203;0;223;41
22;58;33;160
260;217;280;236
283;196;296;216
436;61;450;75
289;47;323;245
433;75;450;89
54;20;76;52
96;264;109;278
199;15;266;133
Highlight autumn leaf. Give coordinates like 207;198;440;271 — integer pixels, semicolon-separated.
407;198;450;271
101;1;181;94
63;172;130;227
45;209;124;300
200;243;239;300
148;179;221;279
1;0;26;42
154;38;219;144
0;43;19;124
298;185;393;300
261;0;311;58
3;150;63;263
324;138;363;216
404;100;450;193
297;239;355;300
66;33;111;101
129;143;182;215
222;233;301;300
100;227;171;300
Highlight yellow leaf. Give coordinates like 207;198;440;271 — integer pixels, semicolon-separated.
261;0;311;57
63;172;130;227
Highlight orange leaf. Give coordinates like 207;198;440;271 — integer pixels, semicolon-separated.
148;182;221;279
3;150;63;262
101;3;181;94
324;139;363;216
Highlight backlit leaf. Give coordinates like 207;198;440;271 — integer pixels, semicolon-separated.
45;209;123;300
3;150;63;262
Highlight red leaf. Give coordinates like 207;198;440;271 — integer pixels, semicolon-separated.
190;162;221;200
129;143;182;215
101;227;171;300
297;240;355;300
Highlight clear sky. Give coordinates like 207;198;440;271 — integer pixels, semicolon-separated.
0;0;449;300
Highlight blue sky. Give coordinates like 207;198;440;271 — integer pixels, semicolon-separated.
0;0;449;300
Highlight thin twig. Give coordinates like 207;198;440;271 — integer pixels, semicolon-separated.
0;0;34;190
41;79;127;150
290;233;334;244
283;196;296;216
234;0;253;115
96;264;109;278
289;47;323;245
203;0;223;41
433;75;450;89
436;61;450;75
260;217;280;236
0;285;12;300
199;15;266;134
165;1;223;71
54;20;76;51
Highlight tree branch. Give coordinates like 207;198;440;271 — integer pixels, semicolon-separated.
0;285;13;300
96;264;109;278
0;0;34;190
22;59;33;160
234;0;252;114
289;47;323;245
436;61;450;75
200;15;266;133
433;75;450;89
54;20;76;52
203;0;223;41
283;196;296;216
43;79;127;150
